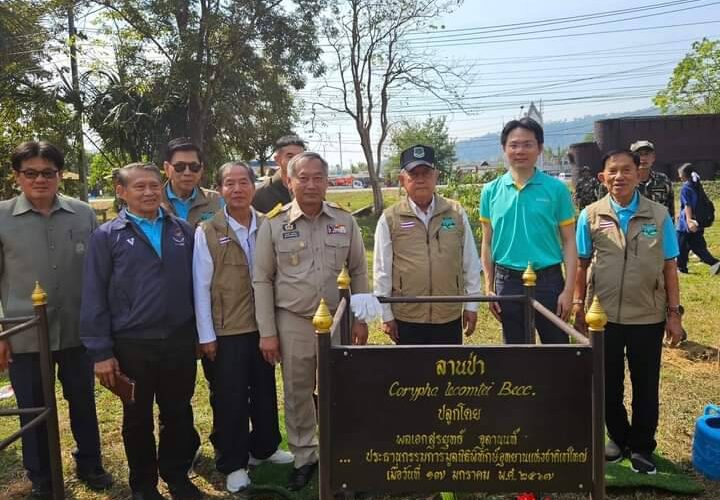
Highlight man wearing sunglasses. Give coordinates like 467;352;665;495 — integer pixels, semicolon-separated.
0;141;113;498
252;135;306;214
162;137;222;227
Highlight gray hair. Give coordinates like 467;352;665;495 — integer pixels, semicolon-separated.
287;151;329;179
117;162;163;187
216;161;256;185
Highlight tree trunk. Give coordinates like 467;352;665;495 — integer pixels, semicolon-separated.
370;178;384;215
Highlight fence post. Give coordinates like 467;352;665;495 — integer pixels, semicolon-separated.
337;264;352;346
314;298;333;500
586;295;607;500
522;263;537;344
32;282;64;500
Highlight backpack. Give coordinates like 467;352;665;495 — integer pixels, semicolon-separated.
694;183;715;228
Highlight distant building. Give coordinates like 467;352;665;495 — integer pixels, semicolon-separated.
569;114;720;181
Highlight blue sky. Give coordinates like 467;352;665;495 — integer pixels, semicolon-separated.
300;0;720;167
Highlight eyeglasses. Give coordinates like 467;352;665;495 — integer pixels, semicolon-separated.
171;162;202;173
19;169;59;180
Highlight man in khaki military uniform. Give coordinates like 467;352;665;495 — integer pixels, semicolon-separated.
374;145;481;345
253;152;369;491
161;137;222;227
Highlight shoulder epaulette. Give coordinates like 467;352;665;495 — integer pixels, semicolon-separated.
266;203;284;219
326;201;350;212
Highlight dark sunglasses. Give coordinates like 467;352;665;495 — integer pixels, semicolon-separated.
171;162;202;173
19;169;59;180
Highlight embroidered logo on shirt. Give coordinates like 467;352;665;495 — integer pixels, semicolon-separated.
173;228;186;245
75;242;86;254
598;219;614;231
126;237;135;246
440;217;456;230
200;211;214;222
400;221;416;229
282;231;300;239
283;222;296;231
641;223;658;238
327;224;347;234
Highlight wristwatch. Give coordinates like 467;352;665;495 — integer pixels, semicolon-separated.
667;304;684;316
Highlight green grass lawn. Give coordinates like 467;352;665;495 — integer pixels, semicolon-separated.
2;190;720;499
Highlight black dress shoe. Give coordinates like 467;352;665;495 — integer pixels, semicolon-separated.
167;479;203;500
287;462;318;491
77;466;114;490
131;488;167;500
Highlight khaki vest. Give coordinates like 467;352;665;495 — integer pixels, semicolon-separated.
202;211;262;335
384;195;465;323
585;195;668;325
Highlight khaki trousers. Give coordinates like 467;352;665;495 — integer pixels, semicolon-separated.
276;308;318;467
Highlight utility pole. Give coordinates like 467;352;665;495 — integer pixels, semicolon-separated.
338;131;344;172
68;2;88;201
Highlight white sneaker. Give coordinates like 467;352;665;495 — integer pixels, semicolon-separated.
226;468;251;493
248;448;295;466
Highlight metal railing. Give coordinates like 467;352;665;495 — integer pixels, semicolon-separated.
0;282;64;500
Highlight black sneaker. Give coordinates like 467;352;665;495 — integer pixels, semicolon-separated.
604;439;624;463
287;462;317;491
630;452;657;475
167;479;203;500
77;466;113;490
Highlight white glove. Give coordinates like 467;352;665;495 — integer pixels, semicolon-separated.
350;293;383;323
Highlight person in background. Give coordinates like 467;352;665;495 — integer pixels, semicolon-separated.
81;163;201;500
631;140;675;220
573;165;600;211
676;163;720;275
162;137;222;227
574;149;683;476
193;161;292;493
373;144;481;345
252;135;306;213
0;141;112;499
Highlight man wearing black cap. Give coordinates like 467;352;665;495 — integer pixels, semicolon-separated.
630;140;674;220
373;145;482;344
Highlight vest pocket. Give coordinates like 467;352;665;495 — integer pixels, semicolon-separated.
277;238;312;273
324;235;350;271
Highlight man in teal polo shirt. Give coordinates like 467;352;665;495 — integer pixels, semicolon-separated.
479;117;578;344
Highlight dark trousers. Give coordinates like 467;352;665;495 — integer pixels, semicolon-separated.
495;264;567;344
677;230;719;271
201;332;281;474
9;346;102;485
113;330;200;492
396;318;463;345
605;321;665;454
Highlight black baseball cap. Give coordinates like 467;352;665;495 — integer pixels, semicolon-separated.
401;145;435;171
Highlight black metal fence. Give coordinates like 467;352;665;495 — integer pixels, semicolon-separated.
0;283;64;500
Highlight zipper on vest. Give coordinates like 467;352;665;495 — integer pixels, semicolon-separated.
427;230;433;322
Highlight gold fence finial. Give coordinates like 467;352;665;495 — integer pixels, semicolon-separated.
522;263;537;287
31;281;47;306
313;298;333;334
337;264;351;290
586;296;608;332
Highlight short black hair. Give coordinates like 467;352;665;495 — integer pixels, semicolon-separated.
601;149;640;169
11;141;65;171
165;137;203;163
117;162;163;187
216;161;256;186
501;117;544;146
275;135;306;152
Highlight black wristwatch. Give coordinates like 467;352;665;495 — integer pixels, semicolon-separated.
667;304;684;316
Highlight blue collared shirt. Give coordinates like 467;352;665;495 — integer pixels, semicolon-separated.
166;185;197;221
126;208;165;257
576;192;678;259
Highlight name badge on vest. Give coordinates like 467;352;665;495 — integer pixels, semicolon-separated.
641;223;658;238
440;216;456;230
218;236;231;245
327;224;347;235
173;228;186;246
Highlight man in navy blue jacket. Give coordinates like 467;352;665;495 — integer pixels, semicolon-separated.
80;163;201;500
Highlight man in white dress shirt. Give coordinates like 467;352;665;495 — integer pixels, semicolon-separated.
192;162;292;493
373;145;482;344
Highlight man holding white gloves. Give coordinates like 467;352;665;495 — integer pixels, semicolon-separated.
373;145;482;344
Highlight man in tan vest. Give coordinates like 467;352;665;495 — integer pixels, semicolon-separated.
193;162;292;493
162;137;223;227
573;149;683;476
254;152;369;491
374;145;481;344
